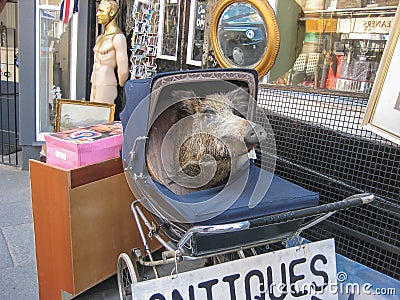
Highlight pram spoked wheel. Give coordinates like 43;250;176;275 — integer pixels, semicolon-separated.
117;253;138;299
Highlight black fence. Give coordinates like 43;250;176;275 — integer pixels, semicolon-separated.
0;28;19;166
256;84;399;280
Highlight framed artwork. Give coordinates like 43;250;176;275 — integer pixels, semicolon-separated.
362;8;400;145
186;0;205;66
157;0;181;60
55;99;115;132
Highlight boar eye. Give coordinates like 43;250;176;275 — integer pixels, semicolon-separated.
202;109;216;115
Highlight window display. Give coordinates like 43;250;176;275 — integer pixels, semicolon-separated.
278;1;398;94
157;0;181;60
36;1;75;139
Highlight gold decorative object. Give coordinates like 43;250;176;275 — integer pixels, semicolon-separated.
210;0;280;78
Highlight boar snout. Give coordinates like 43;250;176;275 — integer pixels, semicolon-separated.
244;123;266;146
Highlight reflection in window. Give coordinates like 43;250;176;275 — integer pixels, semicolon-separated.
273;3;396;94
217;2;267;67
187;0;205;66
158;0;180;60
37;4;71;135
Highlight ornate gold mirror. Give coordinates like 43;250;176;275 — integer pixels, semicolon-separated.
210;0;280;77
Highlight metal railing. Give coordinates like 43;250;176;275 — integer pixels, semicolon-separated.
0;27;20;166
256;84;399;280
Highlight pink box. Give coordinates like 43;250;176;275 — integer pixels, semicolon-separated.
44;122;123;169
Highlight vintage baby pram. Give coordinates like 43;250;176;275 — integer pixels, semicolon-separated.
117;69;374;299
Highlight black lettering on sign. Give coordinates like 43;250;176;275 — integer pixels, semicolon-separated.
245;270;265;300
198;279;218;300
310;254;329;292
289;258;307;297
267;263;287;300
172;289;184;300
171;285;195;300
188;286;195;299
149;294;166;300
223;274;240;300
195;3;206;30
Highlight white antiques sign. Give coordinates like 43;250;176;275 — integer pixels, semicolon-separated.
131;239;338;299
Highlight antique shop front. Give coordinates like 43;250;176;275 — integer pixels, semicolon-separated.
19;1;399;295
18;0;399;167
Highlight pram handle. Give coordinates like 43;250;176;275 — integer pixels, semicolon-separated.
249;193;375;228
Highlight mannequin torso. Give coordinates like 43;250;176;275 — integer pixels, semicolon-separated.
90;0;129;104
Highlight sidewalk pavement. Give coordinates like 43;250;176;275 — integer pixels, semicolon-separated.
0;165;120;300
0;165;38;300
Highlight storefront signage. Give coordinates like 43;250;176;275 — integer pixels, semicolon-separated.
130;239;337;299
337;17;394;34
195;2;206;30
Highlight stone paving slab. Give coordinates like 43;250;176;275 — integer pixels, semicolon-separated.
2;223;36;267
0;169;30;205
0;231;12;269
0;264;38;300
0;200;33;227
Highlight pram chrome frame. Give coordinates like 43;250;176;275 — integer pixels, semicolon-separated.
117;69;375;299
118;133;374;299
118;191;374;299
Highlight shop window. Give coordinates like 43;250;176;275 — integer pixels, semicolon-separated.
273;0;398;94
157;0;181;60
186;0;206;66
36;2;76;140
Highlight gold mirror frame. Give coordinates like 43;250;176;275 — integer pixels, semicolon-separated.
210;0;280;77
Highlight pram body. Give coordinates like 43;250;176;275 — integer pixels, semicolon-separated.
118;69;374;299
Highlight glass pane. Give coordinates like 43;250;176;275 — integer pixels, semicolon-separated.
38;8;71;133
270;0;397;94
161;0;180;57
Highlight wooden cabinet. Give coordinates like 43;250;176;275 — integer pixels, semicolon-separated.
29;158;152;300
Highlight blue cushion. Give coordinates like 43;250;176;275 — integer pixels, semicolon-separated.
153;164;319;225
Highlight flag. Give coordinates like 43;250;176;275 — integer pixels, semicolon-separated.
60;0;78;24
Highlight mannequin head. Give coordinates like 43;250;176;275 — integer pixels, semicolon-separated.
97;0;119;26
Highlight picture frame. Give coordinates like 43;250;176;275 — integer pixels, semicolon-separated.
157;0;181;60
210;0;280;78
362;8;400;145
186;0;205;67
54;99;115;132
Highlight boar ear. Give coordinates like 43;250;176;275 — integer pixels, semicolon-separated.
227;87;250;116
172;90;200;114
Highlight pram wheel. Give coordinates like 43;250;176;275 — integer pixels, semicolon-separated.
117;253;137;300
